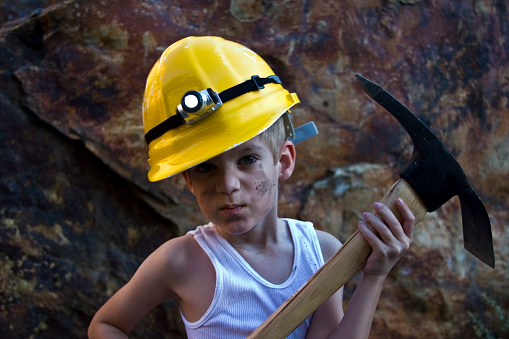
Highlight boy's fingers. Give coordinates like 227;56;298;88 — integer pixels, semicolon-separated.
362;212;394;244
358;220;384;249
370;203;407;242
395;198;415;240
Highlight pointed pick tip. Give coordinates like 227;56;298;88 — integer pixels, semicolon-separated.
355;73;382;99
355;73;369;86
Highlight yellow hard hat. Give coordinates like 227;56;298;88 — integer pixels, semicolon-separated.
142;36;300;182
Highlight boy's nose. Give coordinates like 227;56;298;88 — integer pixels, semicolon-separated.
216;168;241;195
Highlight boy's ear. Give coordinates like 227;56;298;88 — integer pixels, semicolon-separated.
278;140;296;181
181;171;195;195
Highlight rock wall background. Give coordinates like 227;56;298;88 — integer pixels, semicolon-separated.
1;0;507;338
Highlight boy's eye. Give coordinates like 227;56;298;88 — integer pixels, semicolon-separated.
195;162;215;173
240;155;257;165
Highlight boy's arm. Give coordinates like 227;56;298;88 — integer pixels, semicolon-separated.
88;240;182;338
308;199;414;339
305;231;344;338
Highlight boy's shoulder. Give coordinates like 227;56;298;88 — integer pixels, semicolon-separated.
151;233;208;277
286;218;342;261
314;229;342;261
142;232;215;316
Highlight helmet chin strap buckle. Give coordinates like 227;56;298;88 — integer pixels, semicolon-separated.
251;75;265;89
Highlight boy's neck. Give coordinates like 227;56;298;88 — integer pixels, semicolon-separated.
217;214;287;253
218;217;296;285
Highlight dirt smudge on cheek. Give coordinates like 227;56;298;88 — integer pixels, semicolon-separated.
255;180;277;196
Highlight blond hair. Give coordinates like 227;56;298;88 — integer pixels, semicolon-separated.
260;114;288;164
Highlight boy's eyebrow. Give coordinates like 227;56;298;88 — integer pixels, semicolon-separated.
236;144;266;153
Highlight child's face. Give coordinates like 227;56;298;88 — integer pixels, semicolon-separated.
182;135;295;235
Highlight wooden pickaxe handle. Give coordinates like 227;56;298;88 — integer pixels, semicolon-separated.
248;178;428;338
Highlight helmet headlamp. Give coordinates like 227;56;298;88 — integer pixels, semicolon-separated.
177;88;222;124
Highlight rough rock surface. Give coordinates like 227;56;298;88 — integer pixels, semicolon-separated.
0;0;508;338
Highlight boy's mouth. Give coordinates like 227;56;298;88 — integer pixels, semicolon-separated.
221;204;244;214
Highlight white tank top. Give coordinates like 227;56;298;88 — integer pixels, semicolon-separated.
183;218;324;338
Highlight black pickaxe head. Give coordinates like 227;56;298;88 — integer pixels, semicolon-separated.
356;74;495;268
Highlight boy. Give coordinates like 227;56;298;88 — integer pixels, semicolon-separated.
88;36;415;338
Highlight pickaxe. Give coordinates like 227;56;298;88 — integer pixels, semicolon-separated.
248;74;495;338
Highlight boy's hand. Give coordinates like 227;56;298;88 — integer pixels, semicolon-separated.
358;199;415;281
